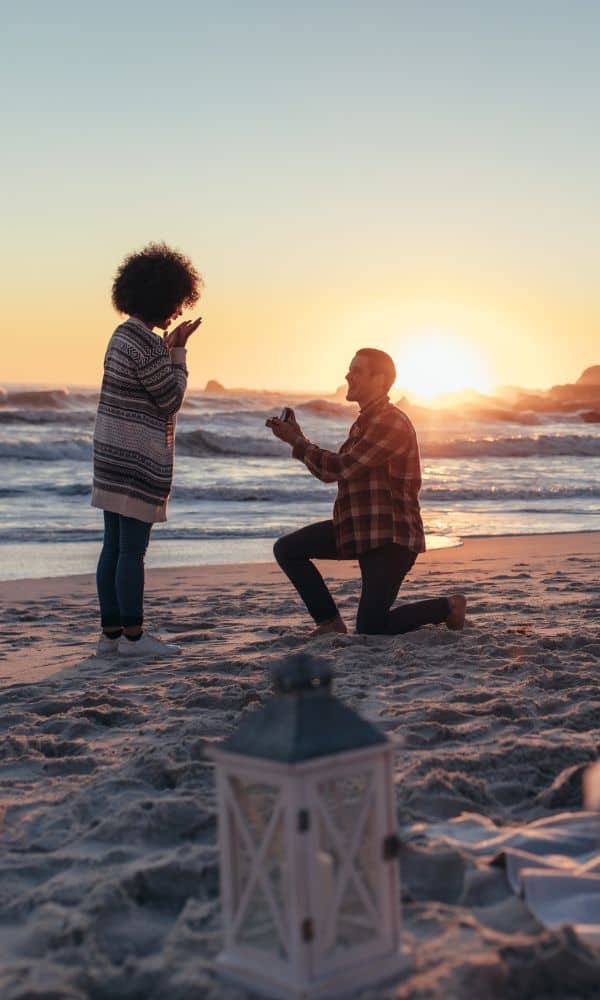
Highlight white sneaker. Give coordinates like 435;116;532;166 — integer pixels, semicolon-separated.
117;633;182;658
96;634;121;656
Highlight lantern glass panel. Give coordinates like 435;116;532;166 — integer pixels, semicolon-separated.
229;776;280;843
227;776;289;958
315;770;381;958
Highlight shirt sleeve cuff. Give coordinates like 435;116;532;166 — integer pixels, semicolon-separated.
292;437;310;461
171;347;187;366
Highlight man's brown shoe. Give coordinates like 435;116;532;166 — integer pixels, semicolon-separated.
446;594;467;631
309;614;348;638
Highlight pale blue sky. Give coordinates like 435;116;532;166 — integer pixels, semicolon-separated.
2;1;599;389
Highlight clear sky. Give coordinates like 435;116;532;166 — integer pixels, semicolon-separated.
2;1;599;394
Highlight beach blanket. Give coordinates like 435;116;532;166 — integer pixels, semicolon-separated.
415;809;600;945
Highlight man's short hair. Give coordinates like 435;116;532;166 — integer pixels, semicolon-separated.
356;348;396;393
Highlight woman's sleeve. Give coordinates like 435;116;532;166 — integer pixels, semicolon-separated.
136;345;188;416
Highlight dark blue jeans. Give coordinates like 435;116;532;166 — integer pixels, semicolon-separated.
96;512;153;628
274;519;450;635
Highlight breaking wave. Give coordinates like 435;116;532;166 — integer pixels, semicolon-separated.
167;429;600;460
421;434;600;458
4;481;597;508
422;485;600;502
2;429;599;464
0;389;98;408
0;437;93;461
0;410;96;425
176;428;285;458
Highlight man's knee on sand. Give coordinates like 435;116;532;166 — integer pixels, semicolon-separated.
273;536;287;565
274;532;304;565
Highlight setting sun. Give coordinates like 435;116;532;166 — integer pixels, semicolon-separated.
394;332;491;401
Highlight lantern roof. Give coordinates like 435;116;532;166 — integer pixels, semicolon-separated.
221;653;387;762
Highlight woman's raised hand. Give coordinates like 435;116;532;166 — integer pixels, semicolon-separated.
164;317;202;349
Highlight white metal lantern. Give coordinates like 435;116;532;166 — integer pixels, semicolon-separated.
210;653;408;999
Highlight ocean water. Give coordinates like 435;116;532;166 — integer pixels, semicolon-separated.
0;384;599;580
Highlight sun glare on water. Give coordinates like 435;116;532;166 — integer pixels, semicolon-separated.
395;332;491;402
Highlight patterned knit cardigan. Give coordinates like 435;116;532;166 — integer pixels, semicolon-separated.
92;317;188;523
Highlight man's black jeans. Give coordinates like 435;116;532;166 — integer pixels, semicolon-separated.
274;519;450;635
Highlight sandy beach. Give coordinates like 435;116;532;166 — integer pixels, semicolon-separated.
1;531;599;998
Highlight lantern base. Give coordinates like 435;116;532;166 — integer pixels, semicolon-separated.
216;946;412;999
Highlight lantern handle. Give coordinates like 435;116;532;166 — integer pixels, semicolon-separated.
271;652;333;694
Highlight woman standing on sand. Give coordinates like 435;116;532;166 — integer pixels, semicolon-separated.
92;243;202;659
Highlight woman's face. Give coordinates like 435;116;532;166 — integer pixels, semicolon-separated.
158;304;183;331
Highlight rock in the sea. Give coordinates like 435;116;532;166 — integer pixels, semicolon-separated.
577;365;600;385
582;409;600;423
204;379;226;393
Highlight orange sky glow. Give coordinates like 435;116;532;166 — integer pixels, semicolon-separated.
3;275;596;398
2;7;599;398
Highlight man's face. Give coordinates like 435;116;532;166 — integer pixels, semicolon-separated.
345;354;380;403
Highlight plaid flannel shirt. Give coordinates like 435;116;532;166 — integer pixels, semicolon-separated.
292;395;426;557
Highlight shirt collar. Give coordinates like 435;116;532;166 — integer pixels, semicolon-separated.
125;316;160;338
127;316;156;335
358;394;389;419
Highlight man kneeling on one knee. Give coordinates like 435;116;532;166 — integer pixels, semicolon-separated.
266;348;466;637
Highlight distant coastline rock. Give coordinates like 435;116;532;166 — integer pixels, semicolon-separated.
547;383;600;407
298;398;350;417
577;365;600;386
582;409;600;423
204;379;226;394
521;367;600;413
